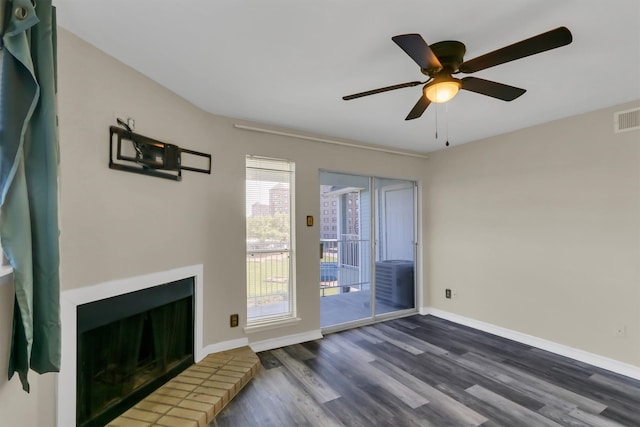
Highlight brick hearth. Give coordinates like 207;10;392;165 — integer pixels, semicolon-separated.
107;347;261;427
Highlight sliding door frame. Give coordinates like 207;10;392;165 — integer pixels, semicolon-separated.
320;170;420;333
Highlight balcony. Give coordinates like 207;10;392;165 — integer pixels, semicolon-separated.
246;239;413;327
320;238;407;328
319;238;368;296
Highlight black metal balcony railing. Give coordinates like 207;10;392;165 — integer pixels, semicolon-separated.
246;250;291;320
246;238;372;318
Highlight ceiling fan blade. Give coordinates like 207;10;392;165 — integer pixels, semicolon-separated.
459;27;572;74
392;34;443;72
342;81;423;100
405;95;431;120
461;77;526;101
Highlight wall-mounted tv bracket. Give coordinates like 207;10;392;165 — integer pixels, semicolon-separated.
109;119;211;181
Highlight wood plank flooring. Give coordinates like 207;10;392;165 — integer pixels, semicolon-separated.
212;315;640;426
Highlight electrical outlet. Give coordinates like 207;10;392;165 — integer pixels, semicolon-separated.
230;314;239;328
445;289;451;299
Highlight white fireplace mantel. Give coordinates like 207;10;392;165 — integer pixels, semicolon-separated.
57;265;204;427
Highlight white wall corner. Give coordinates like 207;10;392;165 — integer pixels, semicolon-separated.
249;329;323;353
423;307;640;381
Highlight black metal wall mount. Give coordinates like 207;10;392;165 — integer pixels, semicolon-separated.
109;122;211;181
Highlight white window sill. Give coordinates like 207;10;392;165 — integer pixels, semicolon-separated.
244;316;301;334
0;264;14;282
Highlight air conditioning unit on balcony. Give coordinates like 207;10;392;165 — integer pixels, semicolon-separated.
375;260;414;309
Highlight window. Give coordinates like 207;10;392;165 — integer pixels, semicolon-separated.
246;156;295;323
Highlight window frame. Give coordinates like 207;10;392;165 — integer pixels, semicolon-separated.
244;156;297;329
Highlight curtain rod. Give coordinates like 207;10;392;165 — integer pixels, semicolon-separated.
233;124;429;159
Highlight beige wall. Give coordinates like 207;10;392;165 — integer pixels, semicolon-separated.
1;26;638;427
54;29;427;345
424;100;640;366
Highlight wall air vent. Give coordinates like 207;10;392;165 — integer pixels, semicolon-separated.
614;107;640;133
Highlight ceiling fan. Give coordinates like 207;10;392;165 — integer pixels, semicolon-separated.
343;27;573;120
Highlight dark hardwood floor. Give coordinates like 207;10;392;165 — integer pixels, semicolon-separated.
213;315;640;426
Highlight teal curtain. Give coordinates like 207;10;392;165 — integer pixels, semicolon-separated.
0;0;60;392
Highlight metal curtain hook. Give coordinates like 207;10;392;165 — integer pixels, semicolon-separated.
14;6;28;20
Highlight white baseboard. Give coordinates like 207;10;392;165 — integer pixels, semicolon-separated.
249;329;323;353
423;307;640;381
200;338;250;360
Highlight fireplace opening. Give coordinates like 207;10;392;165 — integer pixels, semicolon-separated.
76;277;194;427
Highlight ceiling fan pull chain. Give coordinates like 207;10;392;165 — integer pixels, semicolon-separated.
435;103;438;139
445;103;450;147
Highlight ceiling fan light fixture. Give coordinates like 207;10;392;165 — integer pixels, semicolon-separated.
424;78;461;103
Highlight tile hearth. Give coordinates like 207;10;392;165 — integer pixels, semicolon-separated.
107;347;260;427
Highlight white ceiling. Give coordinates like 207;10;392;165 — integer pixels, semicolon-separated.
54;0;640;153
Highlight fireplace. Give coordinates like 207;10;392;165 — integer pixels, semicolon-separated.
76;277;194;427
58;265;204;427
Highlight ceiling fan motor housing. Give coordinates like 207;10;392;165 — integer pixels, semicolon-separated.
423;40;466;75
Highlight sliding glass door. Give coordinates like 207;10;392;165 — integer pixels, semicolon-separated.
319;172;417;329
373;178;416;317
